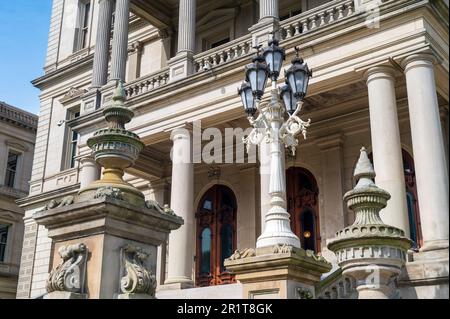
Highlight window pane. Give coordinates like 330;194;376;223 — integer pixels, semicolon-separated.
0;224;8;262
5;152;19;187
200;228;211;274
220;224;233;271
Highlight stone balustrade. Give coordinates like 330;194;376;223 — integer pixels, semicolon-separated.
316;269;357;299
280;0;355;41
124;67;170;98
194;35;253;73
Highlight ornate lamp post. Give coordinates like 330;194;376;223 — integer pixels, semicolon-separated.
239;44;312;249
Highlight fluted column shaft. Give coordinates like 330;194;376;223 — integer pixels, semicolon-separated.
365;66;410;236
177;0;196;54
259;0;279;21
91;0;114;88
259;141;271;234
402;54;449;251
110;0;130;83
165;128;195;287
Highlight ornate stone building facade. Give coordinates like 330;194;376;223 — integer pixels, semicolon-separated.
0;102;37;298
16;0;449;299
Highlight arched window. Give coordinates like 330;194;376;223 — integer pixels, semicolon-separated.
286;167;321;252
367;150;422;248
195;185;237;287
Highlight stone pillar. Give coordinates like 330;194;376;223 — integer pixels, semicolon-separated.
110;0;130;83
402;53;449;251
79;155;101;189
168;0;196;81
259;0;279;22
164;128;195;287
365;66;410;236
316;134;346;259
91;0;114;88
126;41;142;82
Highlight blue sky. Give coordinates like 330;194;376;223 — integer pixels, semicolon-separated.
0;0;53;114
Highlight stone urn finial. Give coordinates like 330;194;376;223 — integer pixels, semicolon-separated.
327;147;411;299
78;82;145;206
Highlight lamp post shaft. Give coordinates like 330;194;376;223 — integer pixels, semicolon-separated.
256;90;301;248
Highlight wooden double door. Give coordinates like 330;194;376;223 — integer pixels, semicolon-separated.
286;167;321;252
195;185;237;287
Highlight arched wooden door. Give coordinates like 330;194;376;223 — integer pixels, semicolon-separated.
286;167;321;252
195;185;237;287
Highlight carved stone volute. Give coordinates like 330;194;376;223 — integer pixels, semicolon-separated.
119;244;157;298
46;243;87;294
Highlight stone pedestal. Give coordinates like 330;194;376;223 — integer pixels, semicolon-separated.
33;197;183;299
224;245;331;299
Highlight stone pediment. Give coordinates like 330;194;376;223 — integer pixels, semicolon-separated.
60;87;88;104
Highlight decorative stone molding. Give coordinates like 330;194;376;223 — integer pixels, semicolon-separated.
297;288;313;299
273;244;294;254
119;244;156;298
94;186;124;200
226;248;256;261
60;87;88;104
39;195;75;211
145;200;176;216
46;243;87;294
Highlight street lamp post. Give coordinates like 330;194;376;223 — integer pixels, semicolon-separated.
239;42;312;249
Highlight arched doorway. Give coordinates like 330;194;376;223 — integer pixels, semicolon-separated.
286;167;321;252
368;149;422;248
195;185;237;287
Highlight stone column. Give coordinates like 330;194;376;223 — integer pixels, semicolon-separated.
177;0;196;54
259;0;279;22
168;0;196;81
316;134;346;257
402;53;449;251
365;66;410;236
79;155;101;189
164;128;195;287
110;0;130;83
91;0;114;88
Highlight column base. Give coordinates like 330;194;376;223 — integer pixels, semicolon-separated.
248;18;280;47
420;239;449;252
168;51;195;82
398;247;449;299
162;278;195;290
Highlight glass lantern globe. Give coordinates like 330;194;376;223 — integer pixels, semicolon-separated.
245;54;269;100
238;82;256;116
285;55;312;100
263;39;286;81
280;84;298;115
